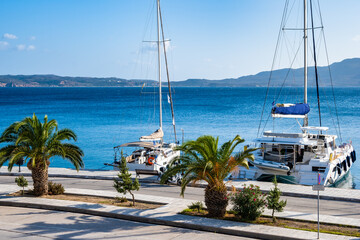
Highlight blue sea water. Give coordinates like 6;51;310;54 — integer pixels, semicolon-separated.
0;87;359;188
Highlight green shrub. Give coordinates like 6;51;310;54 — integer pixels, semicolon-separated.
230;184;266;221
113;150;140;206
15;175;28;195
48;181;65;195
267;176;287;222
115;196;128;203
188;201;204;212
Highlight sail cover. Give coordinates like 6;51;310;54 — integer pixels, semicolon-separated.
272;103;310;117
140;128;164;141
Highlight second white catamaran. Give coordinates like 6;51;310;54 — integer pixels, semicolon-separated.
232;0;356;186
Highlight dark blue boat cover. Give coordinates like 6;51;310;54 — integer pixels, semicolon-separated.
272;103;310;115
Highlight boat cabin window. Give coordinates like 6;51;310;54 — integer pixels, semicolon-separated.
262;143;295;162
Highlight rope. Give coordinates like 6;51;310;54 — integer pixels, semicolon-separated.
310;0;322;128
257;0;289;137
316;0;342;142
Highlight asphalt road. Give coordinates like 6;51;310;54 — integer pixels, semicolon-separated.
0;206;253;240
1;175;360;219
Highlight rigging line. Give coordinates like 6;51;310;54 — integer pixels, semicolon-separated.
159;2;177;143
282;32;303;100
317;0;342;142
257;0;289;137
281;33;296;103
273;36;303;104
283;0;296;26
320;81;340;139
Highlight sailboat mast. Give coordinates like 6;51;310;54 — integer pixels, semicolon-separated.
157;0;163;131
158;4;178;143
303;0;308;127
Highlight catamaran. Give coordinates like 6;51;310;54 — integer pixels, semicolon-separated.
109;0;180;176
232;0;356;186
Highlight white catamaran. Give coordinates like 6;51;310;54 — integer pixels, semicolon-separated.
232;0;356;186
110;0;180;176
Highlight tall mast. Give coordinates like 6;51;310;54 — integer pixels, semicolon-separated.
157;0;162;131
303;0;308;127
158;4;177;143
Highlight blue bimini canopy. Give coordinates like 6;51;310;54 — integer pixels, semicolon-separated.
272;103;310;116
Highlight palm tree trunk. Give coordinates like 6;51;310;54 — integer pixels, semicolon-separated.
29;160;49;196
205;185;228;217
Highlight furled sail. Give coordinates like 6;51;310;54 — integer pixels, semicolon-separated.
140;128;164;141
272;103;310;118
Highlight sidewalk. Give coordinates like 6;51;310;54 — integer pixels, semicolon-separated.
2;167;360;202
0;184;356;240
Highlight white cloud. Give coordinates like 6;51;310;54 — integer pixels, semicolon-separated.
3;33;17;40
27;45;35;51
16;44;26;51
0;41;9;50
352;35;360;42
142;40;172;52
164;40;171;51
30;36;36;41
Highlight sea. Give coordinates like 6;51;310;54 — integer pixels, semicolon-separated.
0;87;359;188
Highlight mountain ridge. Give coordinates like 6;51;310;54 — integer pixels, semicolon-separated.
1;57;359;87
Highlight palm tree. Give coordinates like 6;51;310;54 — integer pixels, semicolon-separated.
160;135;256;217
0;114;84;196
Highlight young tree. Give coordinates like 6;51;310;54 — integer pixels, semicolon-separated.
0;114;84;196
15;175;28;195
113;151;140;206
267;176;287;222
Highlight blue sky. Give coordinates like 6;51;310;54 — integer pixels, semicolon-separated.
0;0;359;81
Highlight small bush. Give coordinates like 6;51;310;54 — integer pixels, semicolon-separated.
15;175;28;195
230;184;266;221
188;201;204;212
48;181;65;195
113;150;140;206
267;176;287;222
115;196;128;203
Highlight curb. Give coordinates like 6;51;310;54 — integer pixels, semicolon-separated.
0;200;306;240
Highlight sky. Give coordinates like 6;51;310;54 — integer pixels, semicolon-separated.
0;0;359;81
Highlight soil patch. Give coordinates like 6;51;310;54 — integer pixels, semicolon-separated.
8;191;162;210
182;209;360;237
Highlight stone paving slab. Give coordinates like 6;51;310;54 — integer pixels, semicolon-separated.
0;193;354;240
1;183;359;228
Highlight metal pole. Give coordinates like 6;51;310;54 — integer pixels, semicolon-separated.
317;171;320;239
156;0;162;131
158;5;177;143
181;128;184;145
303;0;308;127
317;189;320;239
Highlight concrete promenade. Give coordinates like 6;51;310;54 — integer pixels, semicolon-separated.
0;167;359;239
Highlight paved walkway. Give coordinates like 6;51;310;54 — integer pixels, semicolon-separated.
1;167;359;239
1;206;251;240
2;167;360;202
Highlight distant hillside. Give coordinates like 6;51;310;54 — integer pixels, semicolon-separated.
0;75;157;87
171;58;360;87
1;58;359;87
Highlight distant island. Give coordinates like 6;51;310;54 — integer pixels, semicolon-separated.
1;58;359;87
